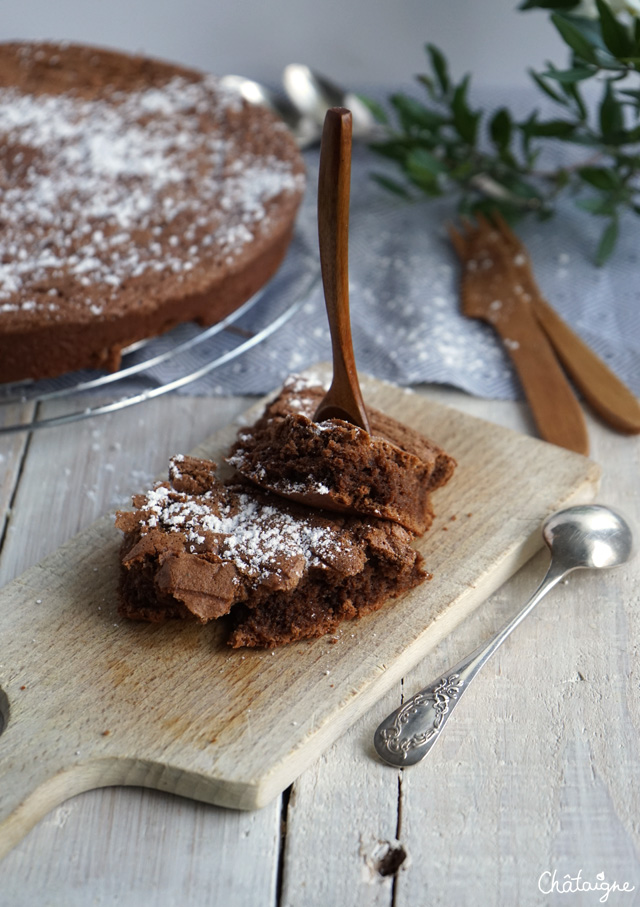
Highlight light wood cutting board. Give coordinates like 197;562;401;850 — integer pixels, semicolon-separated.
0;369;600;858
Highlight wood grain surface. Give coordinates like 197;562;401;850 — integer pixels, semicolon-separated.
0;371;600;862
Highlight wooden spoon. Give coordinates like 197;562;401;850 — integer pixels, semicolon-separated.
313;107;370;432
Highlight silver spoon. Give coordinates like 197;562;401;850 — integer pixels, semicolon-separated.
374;504;635;767
219;75;321;148
282;64;379;139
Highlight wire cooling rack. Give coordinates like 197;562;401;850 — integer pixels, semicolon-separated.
0;238;320;435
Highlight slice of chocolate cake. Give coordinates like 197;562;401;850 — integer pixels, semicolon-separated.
227;375;456;535
115;454;427;648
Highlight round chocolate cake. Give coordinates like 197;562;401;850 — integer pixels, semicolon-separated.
0;41;305;382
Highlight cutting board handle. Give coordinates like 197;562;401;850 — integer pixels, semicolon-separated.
0;707;197;860
0;712;95;859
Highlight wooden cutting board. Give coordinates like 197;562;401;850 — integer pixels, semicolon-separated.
0;370;600;858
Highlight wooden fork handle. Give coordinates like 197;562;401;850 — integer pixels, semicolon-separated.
315;107;369;431
491;306;590;456
532;297;640;435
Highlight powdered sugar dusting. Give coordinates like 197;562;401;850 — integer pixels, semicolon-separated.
280;372;329;415
0;53;304;319
138;457;344;583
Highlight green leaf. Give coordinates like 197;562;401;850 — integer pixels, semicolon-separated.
426;43;450;95
562;132;602;146
619;88;640;102
595;0;635;58
599;80;624;137
542;66;593;83
576;196;617;215
451;74;480;144
406;168;443;195
565;80;588;121
416;73;436;100
449;160;474;180
489;107;512;149
616;152;640;167
562;14;608;51
551;13;600;63
371;173;412;199
596;217;619;265
368;140;411;163
406;147;446;177
529;68;568;104
578;166;621;190
500;172;545;202
522;118;576;137
389;93;448;132
498;146;520;169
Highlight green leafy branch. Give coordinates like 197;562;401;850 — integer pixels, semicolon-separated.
365;0;640;263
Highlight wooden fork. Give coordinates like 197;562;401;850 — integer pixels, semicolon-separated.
313;107;370;431
449;214;590;455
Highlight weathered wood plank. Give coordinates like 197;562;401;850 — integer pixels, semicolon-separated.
0;402;36;547
0;787;281;907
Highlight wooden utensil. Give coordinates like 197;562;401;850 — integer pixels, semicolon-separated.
313;107;370;431
449;216;590;456
532;298;640;435
0;367;599;857
488;212;640;436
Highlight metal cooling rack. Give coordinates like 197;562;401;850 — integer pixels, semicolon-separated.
0;241;320;435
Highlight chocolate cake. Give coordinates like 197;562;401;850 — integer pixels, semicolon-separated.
116;454;427;648
227;375;456;534
0;41;305;383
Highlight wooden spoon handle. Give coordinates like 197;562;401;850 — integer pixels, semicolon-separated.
314;107;370;431
532;297;640;435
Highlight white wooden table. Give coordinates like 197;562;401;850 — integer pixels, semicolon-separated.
0;385;638;907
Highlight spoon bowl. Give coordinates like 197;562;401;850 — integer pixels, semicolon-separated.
543;504;634;572
374;503;635;766
219;75;320;148
282;64;378;139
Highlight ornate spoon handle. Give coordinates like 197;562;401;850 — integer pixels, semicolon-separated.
374;559;568;766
